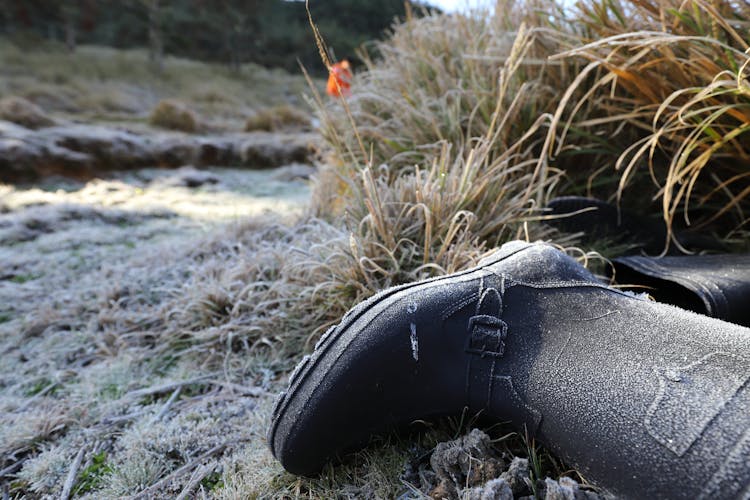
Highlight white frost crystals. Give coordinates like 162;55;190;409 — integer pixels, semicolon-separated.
410;323;419;362
408;301;419;361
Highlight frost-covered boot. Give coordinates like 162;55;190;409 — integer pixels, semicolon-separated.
614;253;750;327
268;241;750;499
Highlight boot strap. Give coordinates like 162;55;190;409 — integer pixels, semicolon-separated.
464;303;541;433
466;315;507;357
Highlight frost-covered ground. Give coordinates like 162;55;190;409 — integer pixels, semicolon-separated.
0;38;610;499
0;166;313;498
0;165;608;499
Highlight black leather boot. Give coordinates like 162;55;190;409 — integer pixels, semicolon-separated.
546;196;727;254
546;196;668;253
614;254;750;327
268;241;750;499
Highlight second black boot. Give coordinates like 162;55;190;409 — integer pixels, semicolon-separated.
546;196;728;254
268;241;750;499
613;253;750;327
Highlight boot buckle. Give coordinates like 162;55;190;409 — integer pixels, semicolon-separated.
466;315;507;357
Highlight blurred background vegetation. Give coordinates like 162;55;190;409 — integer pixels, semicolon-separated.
0;0;437;74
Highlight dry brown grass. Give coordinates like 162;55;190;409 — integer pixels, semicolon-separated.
149;99;201;133
244;105;312;132
549;0;750;247
304;3;586;303
0;96;57;129
314;5;582;172
312;0;750;252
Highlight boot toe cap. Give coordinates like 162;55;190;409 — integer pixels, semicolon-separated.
268;279;475;474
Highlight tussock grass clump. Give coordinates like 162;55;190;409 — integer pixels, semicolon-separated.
148;99;201;133
0;96;57;129
314;0;750;250
316;6;582;172
245;105;312;132
313;140;558;296
549;0;750;243
305;2;583;298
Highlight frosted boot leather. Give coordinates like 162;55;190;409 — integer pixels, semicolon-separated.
546;196;727;253
614;254;750;327
268;241;750;499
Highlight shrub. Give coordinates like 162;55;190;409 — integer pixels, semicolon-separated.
148;99;200;133
0;96;56;129
244;105;311;132
549;0;750;246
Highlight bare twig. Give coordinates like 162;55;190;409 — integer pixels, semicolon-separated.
206;379;265;397
16;382;59;412
175;463;214;500
125;374;217;399
101;410;147;425
0;460;24;479
129;443;227;500
60;447;85;500
152;386;181;423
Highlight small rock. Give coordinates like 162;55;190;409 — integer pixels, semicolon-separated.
543;476;604;500
155;166;219;188
461;477;513;500
430;428;494;483
500;457;532;496
272;163;316;182
430;478;458;500
427;428;508;500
